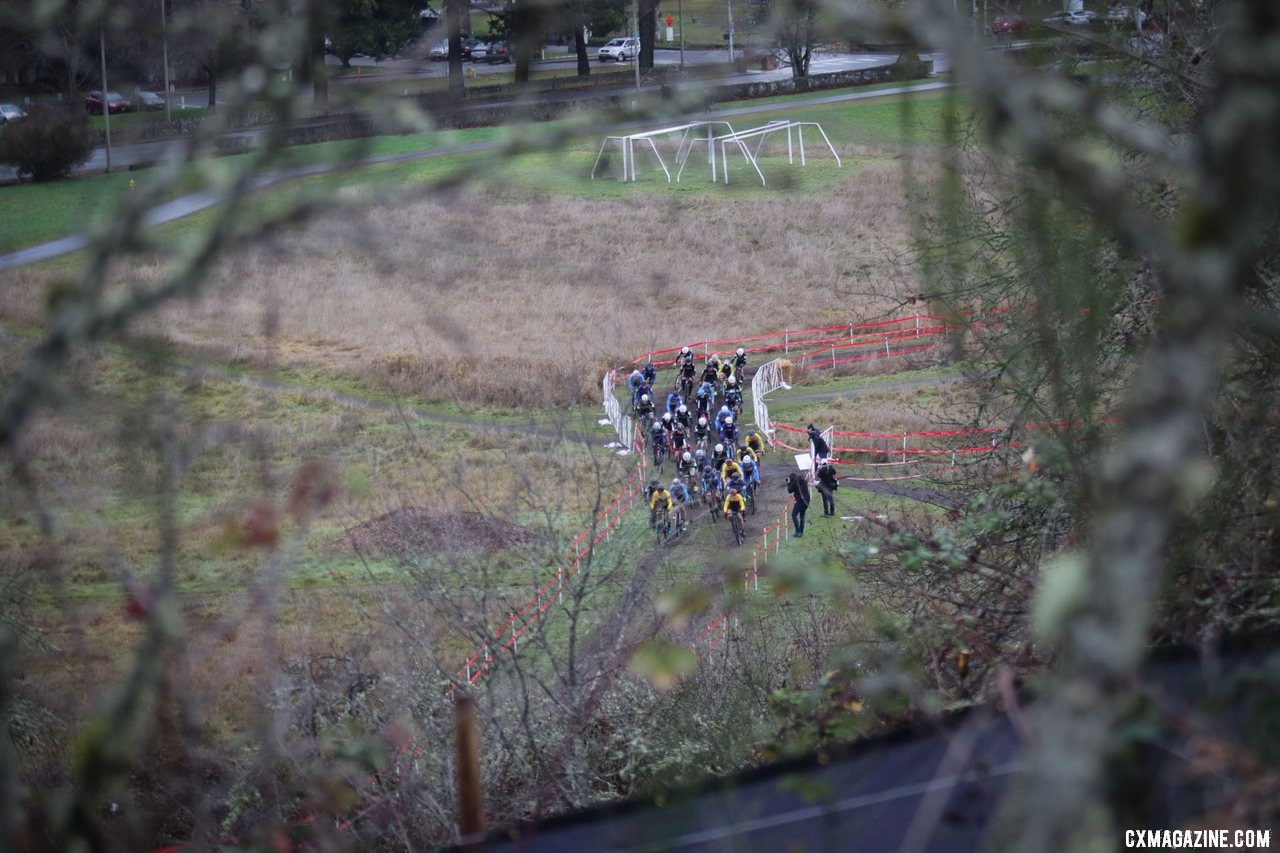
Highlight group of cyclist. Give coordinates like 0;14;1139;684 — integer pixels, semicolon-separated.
631;345;769;543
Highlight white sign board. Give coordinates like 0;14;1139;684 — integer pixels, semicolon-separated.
794;452;812;471
666;26;674;41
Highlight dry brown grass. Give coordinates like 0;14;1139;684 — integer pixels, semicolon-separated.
0;159;927;407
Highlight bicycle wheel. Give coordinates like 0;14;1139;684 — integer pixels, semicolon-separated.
747;485;757;516
706;491;720;521
655;509;670;546
731;513;744;546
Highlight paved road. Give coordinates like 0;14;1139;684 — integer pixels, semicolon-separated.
0;79;951;273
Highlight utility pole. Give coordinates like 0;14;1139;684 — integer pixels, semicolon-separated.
679;0;685;69
633;0;640;91
100;27;112;173
160;0;171;121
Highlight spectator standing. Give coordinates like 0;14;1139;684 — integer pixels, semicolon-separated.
815;461;838;516
787;472;811;537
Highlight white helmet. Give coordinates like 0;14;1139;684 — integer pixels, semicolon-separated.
720;405;730;415
683;452;692;462
672;478;682;488
640;394;650;403
662;412;672;422
715;443;725;454
725;416;734;425
698;416;707;426
727;376;737;387
695;449;705;459
681;346;691;355
677;404;688;415
736;347;745;357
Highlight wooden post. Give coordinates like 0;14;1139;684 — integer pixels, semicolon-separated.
455;693;486;847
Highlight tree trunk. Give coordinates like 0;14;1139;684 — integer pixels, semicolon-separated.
574;27;590;77
447;0;464;99
639;0;656;70
312;33;328;111
203;64;217;113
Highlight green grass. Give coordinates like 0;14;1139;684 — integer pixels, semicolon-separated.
0;90;956;256
87;106;209;132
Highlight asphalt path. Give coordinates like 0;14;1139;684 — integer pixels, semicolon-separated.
0;79;951;273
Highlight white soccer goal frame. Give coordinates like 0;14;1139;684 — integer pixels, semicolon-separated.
711;120;842;186
591;120;738;183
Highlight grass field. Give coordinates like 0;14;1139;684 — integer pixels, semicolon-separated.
0;88;972;791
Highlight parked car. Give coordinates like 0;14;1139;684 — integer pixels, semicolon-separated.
429;40;449;60
483;41;511;63
460;38;480;60
990;13;1030;35
469;40;490;61
0;103;27;123
84;90;132;114
598;37;639;62
136;90;166;111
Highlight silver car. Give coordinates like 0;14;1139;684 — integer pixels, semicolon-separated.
0;103;27;123
598;37;639;62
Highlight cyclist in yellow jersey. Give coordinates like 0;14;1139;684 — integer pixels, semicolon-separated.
745;430;766;458
721;458;743;483
723;488;747;518
649;485;673;528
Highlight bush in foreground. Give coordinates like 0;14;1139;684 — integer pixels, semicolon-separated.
0;105;94;181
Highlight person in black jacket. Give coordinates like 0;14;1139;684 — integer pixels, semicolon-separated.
815;461;838;516
786;472;811;537
807;424;830;461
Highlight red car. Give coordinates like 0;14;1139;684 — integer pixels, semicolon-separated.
84;90;132;115
991;14;1031;35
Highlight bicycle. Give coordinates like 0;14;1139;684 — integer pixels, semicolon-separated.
704;487;722;522
654;506;672;546
745;480;757;516
729;510;745;546
652;432;668;468
679;375;695;401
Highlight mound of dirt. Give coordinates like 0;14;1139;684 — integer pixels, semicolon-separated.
335;508;543;556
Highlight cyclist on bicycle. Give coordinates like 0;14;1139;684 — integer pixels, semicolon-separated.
677;451;697;482
679;358;697;387
701;464;723;496
694;416;710;446
634;393;655;421
678;346;695;367
695;384;713;416
711;442;730;470
694;447;708;470
745;429;766;459
642;361;658;385
733;347;748;373
666;389;684;416
670;422;689;455
720;360;734;385
706;353;722;374
724;383;743;418
741;455;760;491
650;419;668;454
627;369;645;404
675;404;694;431
725;470;747;500
723;487;747;522
649;483;673;529
721;457;743;484
714;405;733;435
701;361;719;387
646;478;663;500
670;478;692;530
720;416;739;448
